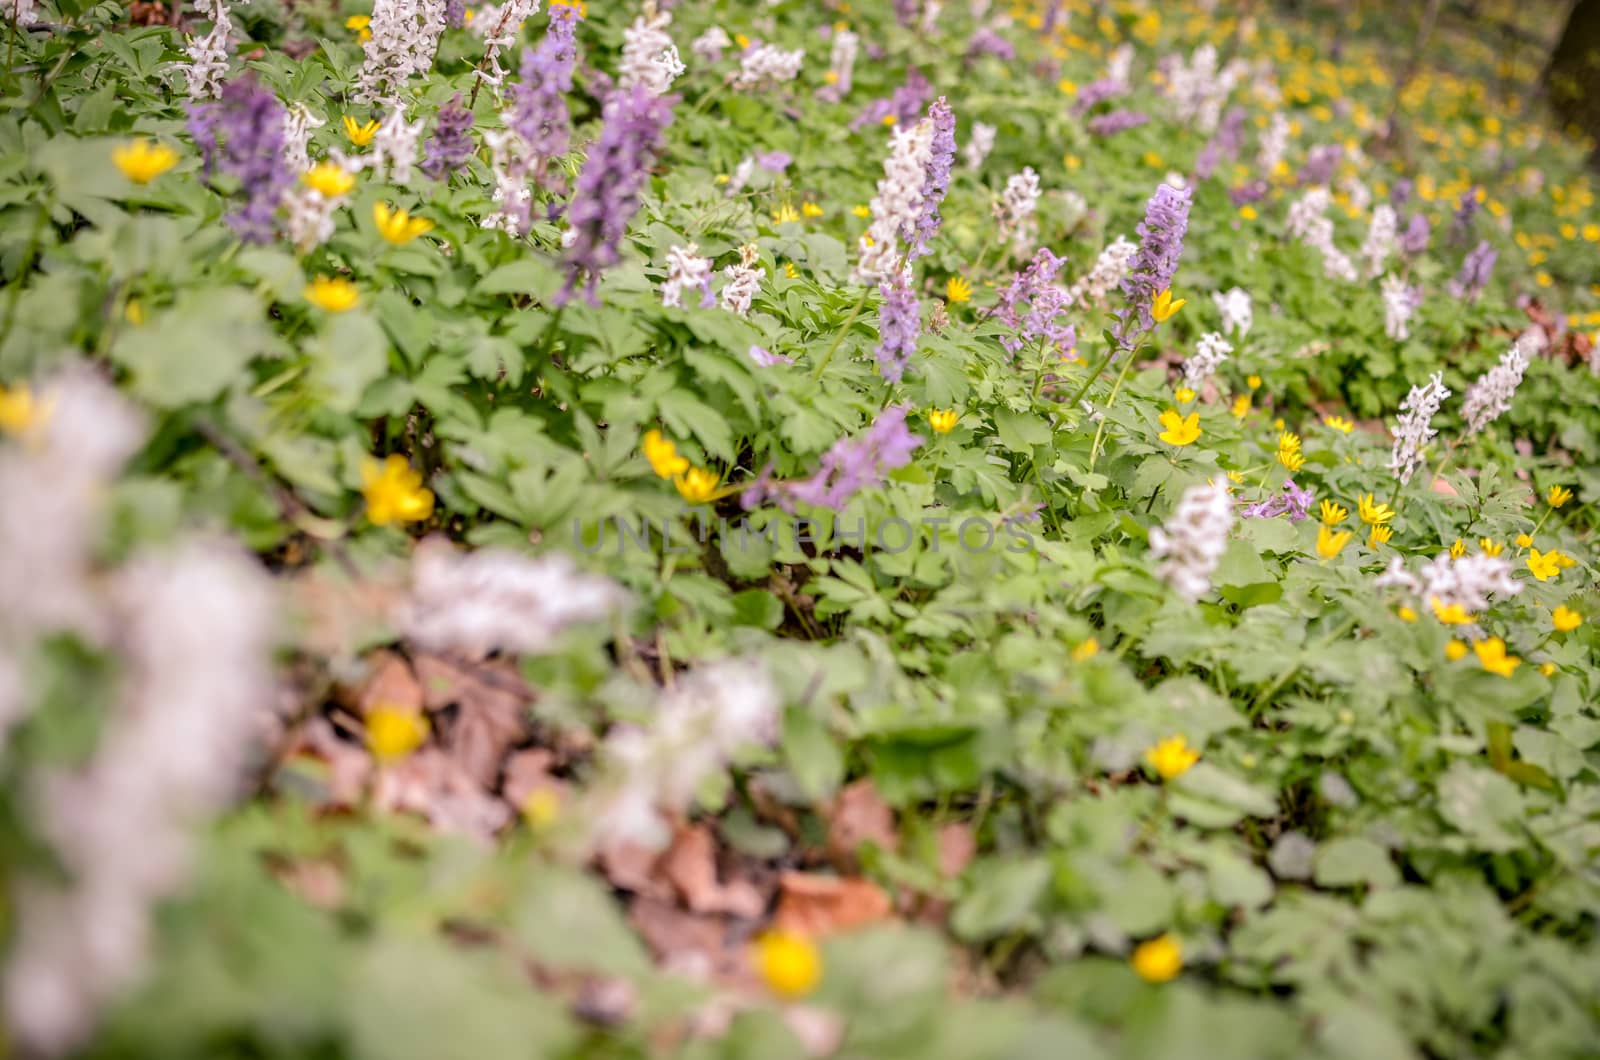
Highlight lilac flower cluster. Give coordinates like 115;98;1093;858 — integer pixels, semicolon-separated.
1113;182;1192;350
876;269;921;383
559;84;673;305
1448;240;1497;303
509;4;580;165
444;0;464;27
1195;106;1246;180
1451;187;1481;243
994;249;1076;358
906;97;955;261
1240;480;1313;522
1229;179;1269;206
966;28;1015;62
850;68;930;131
1399;212;1430;255
1087;110;1148;137
1074;78;1127;114
743;406;922;513
186;75;293;244
420;94;476;181
1296;144;1342;186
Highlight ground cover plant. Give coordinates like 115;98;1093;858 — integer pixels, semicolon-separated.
1;0;1599;1056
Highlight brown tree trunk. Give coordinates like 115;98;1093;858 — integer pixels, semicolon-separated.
1546;0;1600;168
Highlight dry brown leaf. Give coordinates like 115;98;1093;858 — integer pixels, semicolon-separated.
290;716;373;806
359;650;424;713
371;748;512;842
827;778;897;863
597;843;676;902
629;897;754;986
661;825;767;920
936;823;977;878
413;653;531;789
773;871;892;937
287;563;406;660
502;748;567;811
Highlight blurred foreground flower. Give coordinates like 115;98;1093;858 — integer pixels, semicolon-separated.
112;139;178;184
1474;637;1520;677
753;931;822;999
366;705;429;761
1145;735;1199;780
372;201;434;244
303;275;360;312
362;454;434;525
1131;934;1183;983
642;430;690;478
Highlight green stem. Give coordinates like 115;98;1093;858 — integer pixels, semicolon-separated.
1087;351;1139;472
810;288;869;381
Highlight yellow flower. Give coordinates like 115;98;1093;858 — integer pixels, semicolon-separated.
1445;639;1468;661
1131;934;1183;984
302;161;356;198
125;299;144;325
1175;387;1196;404
1323;415;1353;433
1398;606;1418;623
1552;605;1582;632
365;704;429;760
1071;638;1099;661
345;13;373;40
1547;484;1573;508
800;201;824;219
783;262;799;279
1157;410;1201;446
1449;538;1466;560
675;467;719;504
1151;288;1186;323
1317;524;1352;559
303;275;360;312
945;276;972;304
1368;525;1393;547
1479;537;1504;556
1431;598;1473;625
112;139;178;184
927;409;959;434
521;788;561;829
852;204;870;218
373;201;434;244
753;931;821;999
1230;394;1251;418
1473;637;1520;677
1356;493;1394;526
1145;735;1199;781
771;203;801;225
361;454;434;525
1320;500;1348;525
1246;375;1262;389
1540;662;1557;676
881;114;898;127
1515;533;1534;548
1527;548;1562;581
642;430;689;479
0;383;48;436
344;115;381;146
1278;445;1305;472
1239;205;1258;221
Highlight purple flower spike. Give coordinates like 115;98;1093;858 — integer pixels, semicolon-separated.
876;269;921;382
1448;240;1497;303
786;406;922;512
906;96;955;261
508;4;581;166
994;249;1075;358
186;74;293;244
421;94;476;180
1399;213;1430;255
1088;109;1148;136
1241;479;1313;522
559;84;673;306
1113;182;1192;350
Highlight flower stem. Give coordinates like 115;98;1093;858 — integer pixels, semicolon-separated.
811;288;869;381
1087;351;1140;471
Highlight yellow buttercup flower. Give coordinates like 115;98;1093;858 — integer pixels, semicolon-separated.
1449;538;1466;560
302;161;356;198
1071;638;1099;661
675;467;719;504
112;139;179;184
783;262;799;279
1398;606;1418;622
1473;637;1520;677
1144;735;1199;781
1430;598;1473;625
1323;415;1354;433
1540;662;1557;676
800;201;824;219
1515;533;1534;548
1526;548;1562;581
373;201;434;244
771;203;801;225
303;275;360;312
1356;493;1394;526
927;409;959;434
344;115;381;146
521;788;561;829
1151;288;1186;323
125;299;144;325
642;430;689;479
1157;410;1201;446
1479;538;1504;556
881;114;897;127
1547;484;1573;508
0;383;49;436
365;704;429;760
1320;500;1348;525
1246;374;1261;389
752;931;821;999
1445;639;1468;661
345;13;373;40
1131;934;1183;984
1171;387;1195;405
361;454;434;525
1317;524;1352;559
1277;443;1305;472
1551;605;1582;632
852;204;870;218
1368;525;1392;547
1230;394;1251;418
945;276;972;304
